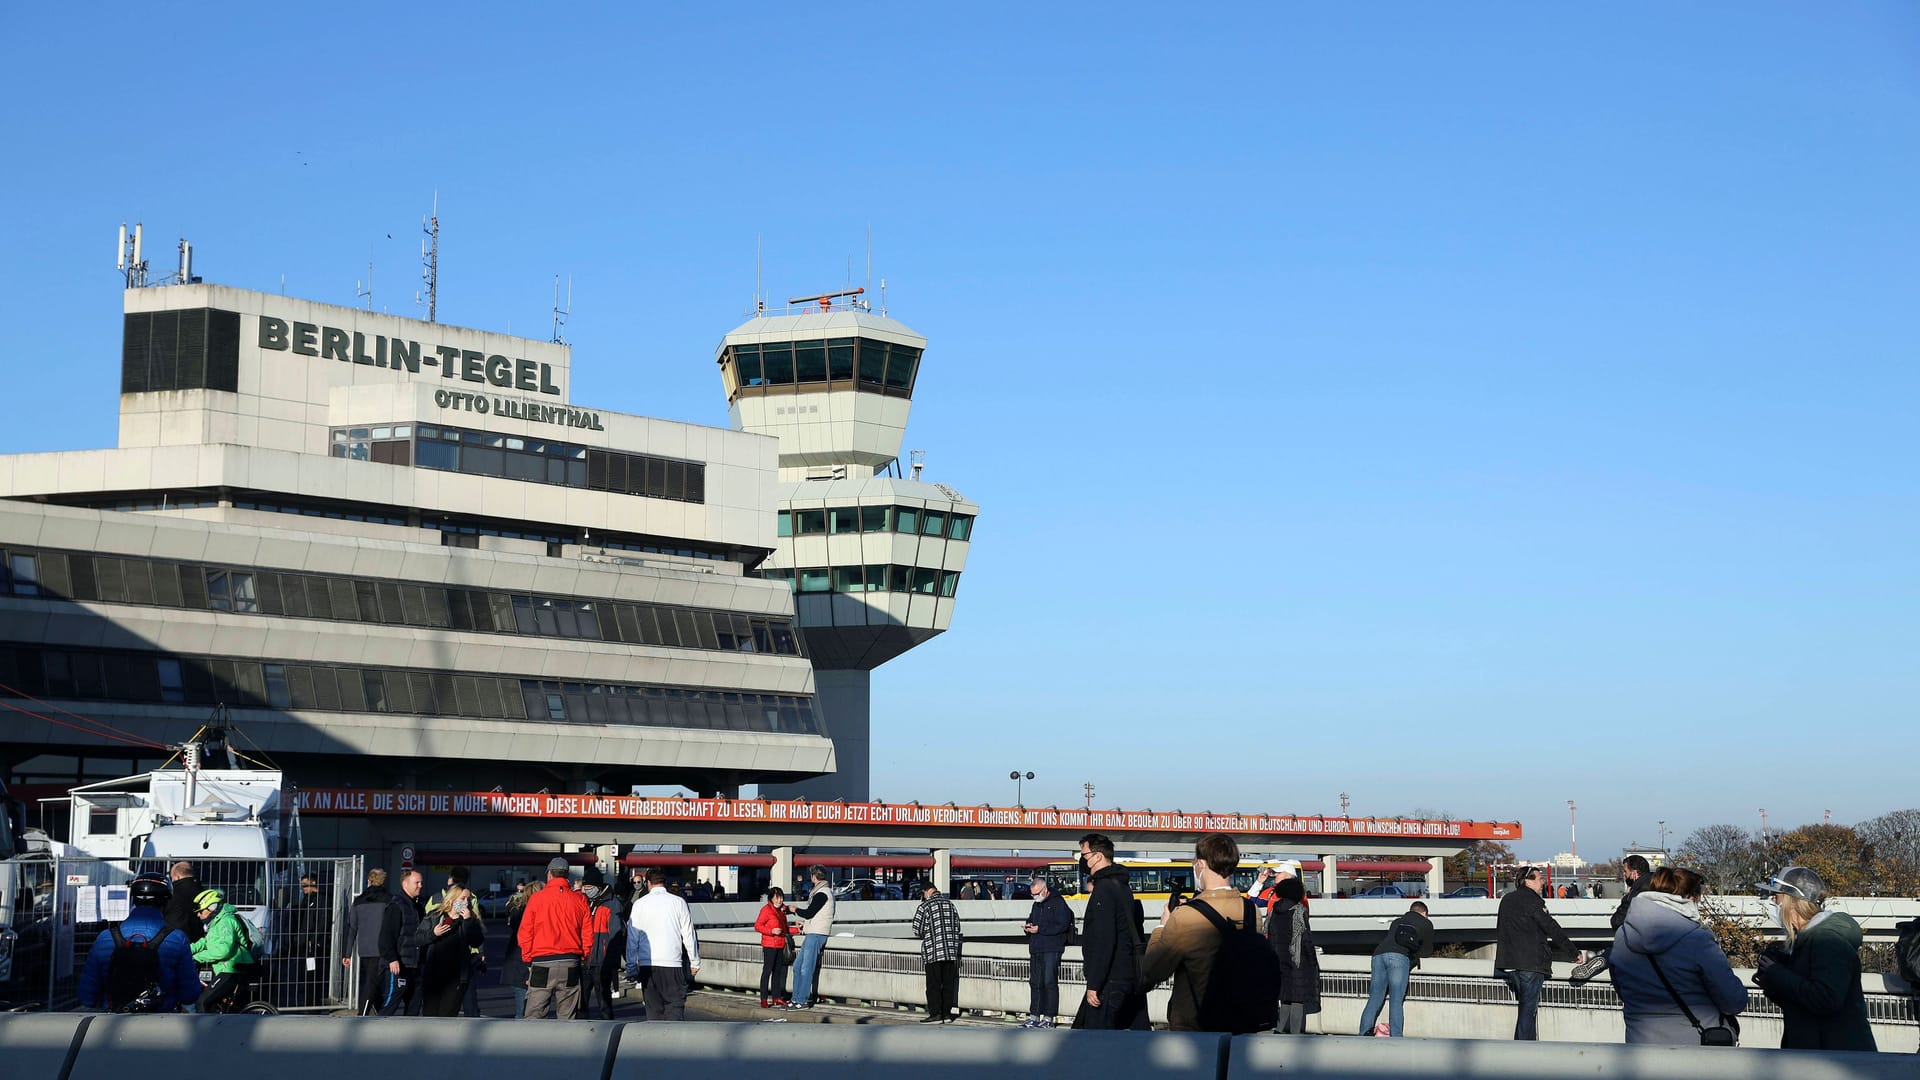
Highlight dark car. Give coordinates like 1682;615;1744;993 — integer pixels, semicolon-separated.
1443;885;1492;899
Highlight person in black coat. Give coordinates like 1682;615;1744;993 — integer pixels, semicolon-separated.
1265;877;1320;1033
1071;833;1148;1030
413;885;485;1017
1021;878;1074;1027
162;862;206;944
1493;867;1577;1040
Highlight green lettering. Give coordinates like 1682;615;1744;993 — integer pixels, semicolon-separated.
258;316;289;350
391;339;421;373
514;358;537;391
321;327;350;362
293;322;319;357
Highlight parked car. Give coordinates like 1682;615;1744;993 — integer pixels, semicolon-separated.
1354;884;1407;898
1443;885;1491;899
833;879;904;901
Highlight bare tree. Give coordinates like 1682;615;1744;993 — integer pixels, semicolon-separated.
1858;808;1920;895
1679;824;1763;894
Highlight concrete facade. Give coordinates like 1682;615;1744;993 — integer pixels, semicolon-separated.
0;283;836;847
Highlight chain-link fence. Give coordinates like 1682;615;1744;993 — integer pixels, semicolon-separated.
45;855;361;1011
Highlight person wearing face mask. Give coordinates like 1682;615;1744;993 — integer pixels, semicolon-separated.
1071;832;1149;1029
1753;866;1875;1051
1140;832;1276;1033
1610;866;1745;1045
1572;854;1653;984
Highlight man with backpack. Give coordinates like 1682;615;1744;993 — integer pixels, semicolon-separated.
1072;832;1150;1030
1357;900;1434;1036
77;874;202;1013
1142;832;1281;1033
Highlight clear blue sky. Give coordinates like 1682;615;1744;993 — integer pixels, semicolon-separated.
3;4;1915;860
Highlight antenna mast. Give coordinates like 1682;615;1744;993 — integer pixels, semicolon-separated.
551;274;572;344
755;233;764;314
419;192;440;323
117;222;149;288
357;257;373;310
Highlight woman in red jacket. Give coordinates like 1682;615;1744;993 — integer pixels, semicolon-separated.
755;887;794;1007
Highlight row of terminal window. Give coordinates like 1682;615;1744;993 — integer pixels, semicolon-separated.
0;547;802;657
724;338;922;396
0;645;820;736
777;505;975;540
761;565;961;597
330;424;706;504
225;496;730;561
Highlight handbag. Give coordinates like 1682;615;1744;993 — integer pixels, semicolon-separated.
781;926;797;963
1645;952;1737;1046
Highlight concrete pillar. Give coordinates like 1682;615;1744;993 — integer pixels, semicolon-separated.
1320;855;1338;899
1427;856;1446;898
771;846;795;896
761;669;873;802
932;848;952;894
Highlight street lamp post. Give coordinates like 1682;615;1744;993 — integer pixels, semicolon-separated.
1010;770;1034;807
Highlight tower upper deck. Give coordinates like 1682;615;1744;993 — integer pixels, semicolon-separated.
716;307;927;473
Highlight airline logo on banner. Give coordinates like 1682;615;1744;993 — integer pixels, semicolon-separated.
293;788;1520;840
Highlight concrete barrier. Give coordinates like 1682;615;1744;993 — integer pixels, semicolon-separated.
60;1015;622;1080
1229;1032;1913;1080
611;1023;1226;1080
3;1012;91;1079
1;1013;1913;1080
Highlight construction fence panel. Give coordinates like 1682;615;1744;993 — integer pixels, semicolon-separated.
47;855;361;1012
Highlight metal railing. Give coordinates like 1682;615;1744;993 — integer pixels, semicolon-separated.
45;856;361;1011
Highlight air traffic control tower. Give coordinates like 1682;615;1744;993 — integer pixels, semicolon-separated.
716;289;978;801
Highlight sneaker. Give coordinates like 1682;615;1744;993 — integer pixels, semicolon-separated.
784;1001;813;1010
1018;1018;1038;1029
1036;1018;1055;1029
1569;953;1610;984
918;1015;944;1024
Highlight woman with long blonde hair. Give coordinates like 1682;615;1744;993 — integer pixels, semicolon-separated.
1753;866;1874;1051
414;884;485;1016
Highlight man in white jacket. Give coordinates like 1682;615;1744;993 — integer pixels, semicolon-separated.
625;868;700;1020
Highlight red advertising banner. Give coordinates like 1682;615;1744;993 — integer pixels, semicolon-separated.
294;788;1521;840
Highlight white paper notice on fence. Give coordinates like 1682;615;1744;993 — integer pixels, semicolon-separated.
101;885;131;922
74;885;99;922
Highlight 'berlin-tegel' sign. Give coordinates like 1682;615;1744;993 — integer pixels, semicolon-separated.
257;315;562;397
435;388;605;431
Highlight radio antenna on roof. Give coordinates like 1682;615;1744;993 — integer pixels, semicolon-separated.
754;233;765;315
418;191;440;323
356;252;373;310
551;274;572;344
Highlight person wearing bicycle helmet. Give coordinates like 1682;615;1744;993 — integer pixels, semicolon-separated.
77;874;202;1012
190;886;260;1013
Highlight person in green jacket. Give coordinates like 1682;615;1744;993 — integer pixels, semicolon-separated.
1754;866;1876;1052
188;887;259;1013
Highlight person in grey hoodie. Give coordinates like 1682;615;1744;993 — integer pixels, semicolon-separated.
1610;866;1746;1045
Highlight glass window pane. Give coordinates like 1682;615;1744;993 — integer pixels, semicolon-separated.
416;439;458;470
762;344;793;384
776;510;793;537
890;566;912;592
948;514;973;540
857;339;887;386
913;568;939;594
921;510;946;536
885;345;920;390
827;339;855;379
865;564;889;592
796;510;826;535
829;507;861;534
798;568;830;593
732;344;762;386
895;507;919;534
462;446;505;476
860;505;890;533
795;340;827;382
831;566;863;593
940;571;960;597
9;554;40;596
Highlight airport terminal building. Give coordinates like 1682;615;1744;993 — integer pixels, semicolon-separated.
0;282;848;851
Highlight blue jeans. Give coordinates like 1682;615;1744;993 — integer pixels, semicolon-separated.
1028;951;1061;1020
790;933;827;1005
1497;968;1544;1040
1357;951;1411;1035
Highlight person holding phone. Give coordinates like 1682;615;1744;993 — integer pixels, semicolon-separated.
414;885;485;1016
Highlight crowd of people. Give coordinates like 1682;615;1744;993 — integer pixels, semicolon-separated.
74;840;1892;1052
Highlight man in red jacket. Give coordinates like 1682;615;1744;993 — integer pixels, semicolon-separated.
517;857;592;1019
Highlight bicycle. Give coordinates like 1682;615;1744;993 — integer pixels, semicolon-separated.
197;969;279;1015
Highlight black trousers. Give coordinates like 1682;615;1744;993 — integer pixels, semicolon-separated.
760;946;790;1000
355;959;386;1015
924;959;959;1020
639;964;689;1021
